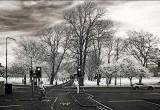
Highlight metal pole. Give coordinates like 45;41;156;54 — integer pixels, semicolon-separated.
120;74;121;86
31;57;34;98
5;37;16;84
6;38;7;84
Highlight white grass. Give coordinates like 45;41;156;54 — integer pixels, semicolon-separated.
0;77;63;85
74;77;160;87
0;77;160;87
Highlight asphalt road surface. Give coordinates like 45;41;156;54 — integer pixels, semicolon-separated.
1;83;160;110
44;86;160;110
83;87;160;110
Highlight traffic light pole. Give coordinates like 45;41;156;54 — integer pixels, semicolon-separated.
6;37;16;84
6;38;8;84
31;57;34;98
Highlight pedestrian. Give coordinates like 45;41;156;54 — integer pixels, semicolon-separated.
39;81;46;100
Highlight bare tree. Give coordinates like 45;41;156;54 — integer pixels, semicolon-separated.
38;23;70;84
104;36;115;64
15;37;45;82
8;61;28;84
92;20;114;65
114;38;125;61
86;51;99;81
113;38;125;85
63;2;105;86
103;36;115;84
124;31;159;83
124;30;159;68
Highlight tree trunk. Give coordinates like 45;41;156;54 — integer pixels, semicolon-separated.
90;75;93;81
24;74;26;85
139;76;142;83
88;76;90;80
50;75;54;85
115;76;117;86
97;77;100;86
129;77;132;86
109;77;112;84
108;54;110;64
106;77;109;86
50;64;55;84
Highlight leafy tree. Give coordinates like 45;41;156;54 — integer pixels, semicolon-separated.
119;56;151;85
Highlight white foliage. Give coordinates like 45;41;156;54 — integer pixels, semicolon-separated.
100;55;152;78
57;70;70;79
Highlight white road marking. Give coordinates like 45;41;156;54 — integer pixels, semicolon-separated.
0;105;23;108
90;97;113;110
108;100;144;103
51;97;58;110
85;92;113;110
145;100;160;108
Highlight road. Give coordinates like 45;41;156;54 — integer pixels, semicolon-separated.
1;82;160;110
44;86;160;110
82;87;160;110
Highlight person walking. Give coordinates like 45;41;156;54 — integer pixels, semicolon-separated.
39;81;46;100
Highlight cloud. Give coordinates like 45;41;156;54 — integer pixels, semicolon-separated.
0;1;75;33
107;1;160;36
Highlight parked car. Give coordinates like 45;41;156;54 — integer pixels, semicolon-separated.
131;83;154;90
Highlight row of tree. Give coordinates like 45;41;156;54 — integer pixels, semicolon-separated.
7;1;160;86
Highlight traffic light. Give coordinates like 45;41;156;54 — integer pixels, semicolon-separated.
77;67;82;77
36;67;41;77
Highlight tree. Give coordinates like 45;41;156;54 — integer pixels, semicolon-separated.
124;30;159;68
104;36;115;64
100;63;119;86
119;56;151;85
63;2;105;86
8;61;28;84
86;51;99;81
114;38;125;61
88;20;114;82
15;37;45;83
38;23;70;84
92;20;114;65
15;23;70;84
112;38;125;85
120;57;138;85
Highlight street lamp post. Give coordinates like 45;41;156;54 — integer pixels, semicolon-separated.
29;56;34;98
6;37;16;84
